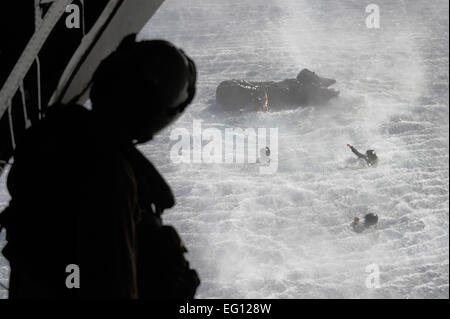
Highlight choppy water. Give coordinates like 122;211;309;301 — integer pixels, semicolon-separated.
1;0;448;298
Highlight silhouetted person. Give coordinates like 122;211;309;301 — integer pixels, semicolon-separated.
0;34;199;298
347;144;378;167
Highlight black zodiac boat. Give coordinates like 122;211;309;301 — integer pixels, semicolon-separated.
216;68;339;112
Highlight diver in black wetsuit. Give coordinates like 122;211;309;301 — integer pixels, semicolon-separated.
347;144;378;167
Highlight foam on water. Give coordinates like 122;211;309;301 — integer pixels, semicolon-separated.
0;0;448;298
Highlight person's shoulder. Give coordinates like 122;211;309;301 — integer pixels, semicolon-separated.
44;103;91;123
13;104;88;152
22;103;91;139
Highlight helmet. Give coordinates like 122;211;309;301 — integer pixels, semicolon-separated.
366;150;376;156
90;34;197;143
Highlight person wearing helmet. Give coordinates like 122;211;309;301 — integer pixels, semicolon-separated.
347;144;378;166
89;35;197;144
1;34;199;298
350;217;365;233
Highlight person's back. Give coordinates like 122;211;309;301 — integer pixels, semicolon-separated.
365;150;378;166
3;104;143;297
0;35;199;298
4;105;83;297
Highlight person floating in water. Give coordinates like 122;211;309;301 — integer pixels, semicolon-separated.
258;146;271;164
351;217;365;233
350;213;379;233
347;144;378;167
